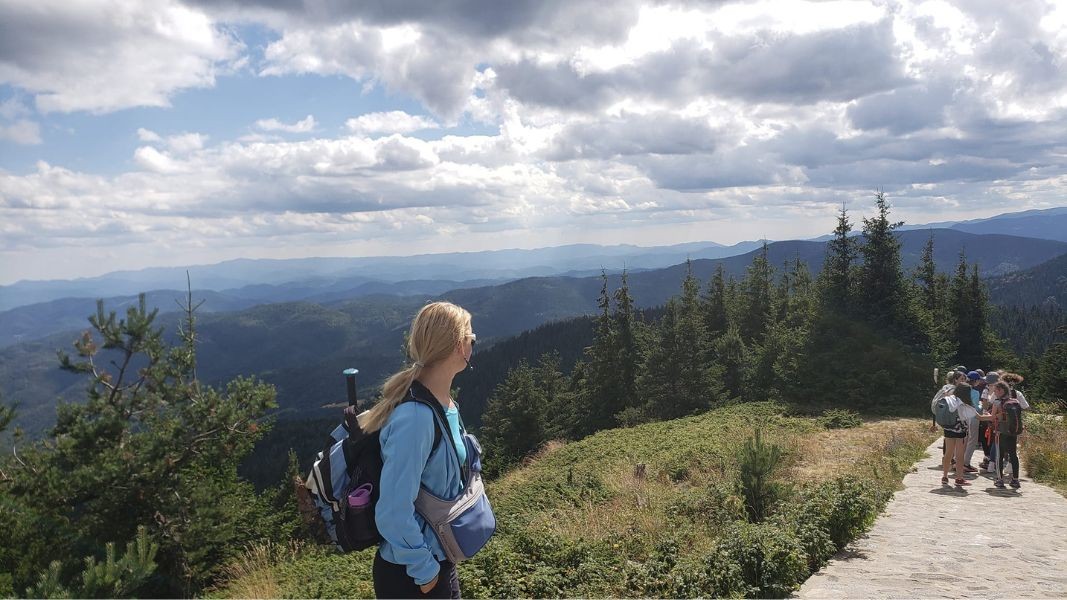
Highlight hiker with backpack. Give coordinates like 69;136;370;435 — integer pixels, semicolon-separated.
931;383;988;486
960;371;984;473
991;380;1026;489
356;301;489;598
1001;372;1030;409
932;371;966;459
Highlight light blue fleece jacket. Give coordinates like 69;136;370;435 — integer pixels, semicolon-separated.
377;400;465;585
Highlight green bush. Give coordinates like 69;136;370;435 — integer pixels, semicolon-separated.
789;478;886;551
820;408;863;429
706;522;808;599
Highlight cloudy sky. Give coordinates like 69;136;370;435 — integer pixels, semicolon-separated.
2;0;1067;284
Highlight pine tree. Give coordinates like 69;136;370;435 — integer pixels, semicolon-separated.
613;270;641;413
1036;326;1067;405
736;429;788;523
856;192;909;332
637;299;683;421
535;352;572;440
820;204;857;312
702;263;730;340
951;251;985;368
1;293;277;596
581;272;621;434
674;261;724;416
739;243;773;343
915;235;938;316
913;234;954;367
715;325;747;400
480;361;547;476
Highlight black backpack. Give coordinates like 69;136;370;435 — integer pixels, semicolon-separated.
302;371;445;552
998;398;1024;436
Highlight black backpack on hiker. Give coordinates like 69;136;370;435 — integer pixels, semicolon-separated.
300;369;444;552
998;398;1024;436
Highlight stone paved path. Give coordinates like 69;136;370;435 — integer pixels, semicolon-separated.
797;438;1067;599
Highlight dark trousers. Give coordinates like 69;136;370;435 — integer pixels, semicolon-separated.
979;421;991;458
997;434;1020;481
373;551;460;599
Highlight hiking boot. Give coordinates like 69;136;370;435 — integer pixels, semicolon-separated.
1010;479;1021;489
941;476;949;485
994;479;1005;489
980;459;990;469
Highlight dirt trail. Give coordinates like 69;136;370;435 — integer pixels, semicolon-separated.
797;438;1067;598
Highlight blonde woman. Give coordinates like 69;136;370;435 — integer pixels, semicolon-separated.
361;302;476;599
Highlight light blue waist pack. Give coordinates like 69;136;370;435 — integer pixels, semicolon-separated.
415;399;496;563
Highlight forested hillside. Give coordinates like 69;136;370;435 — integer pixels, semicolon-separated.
7;220;1067;439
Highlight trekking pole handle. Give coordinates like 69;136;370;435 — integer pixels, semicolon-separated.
343;368;359;407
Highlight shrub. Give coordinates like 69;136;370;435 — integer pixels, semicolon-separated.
792;478;886;551
706;522;808;599
820;408;863;429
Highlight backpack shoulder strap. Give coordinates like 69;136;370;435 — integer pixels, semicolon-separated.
402;393;444;453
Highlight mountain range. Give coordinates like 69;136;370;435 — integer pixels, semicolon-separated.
4;224;1067;437
0;240;767;312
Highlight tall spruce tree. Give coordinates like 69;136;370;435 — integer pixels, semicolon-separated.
636;299;683;420
671;261;724;417
820;204;857;311
579;272;621;434
913;234;954;366
480;361;547;476
915;235;939;316
613;270;641;413
703;263;730;340
856;192;910;334
951;251;985;368
715;325;747;400
535;352;573;441
740;243;773;343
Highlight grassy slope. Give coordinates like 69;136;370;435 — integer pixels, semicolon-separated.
211;403;935;599
1022;413;1067;498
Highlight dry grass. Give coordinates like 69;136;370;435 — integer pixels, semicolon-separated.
1022;414;1067;498
212;540;304;600
530;464;677;547
785;418;931;483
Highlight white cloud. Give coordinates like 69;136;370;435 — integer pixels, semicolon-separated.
0;0;242;114
4;0;1067;284
0;97;32;120
133;146;184;174
254;115;317;133
344;111;439;135
0;120;41;145
166;132;208;154
137;128;163;143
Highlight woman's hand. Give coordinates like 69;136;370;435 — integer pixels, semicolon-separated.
419;575;439;595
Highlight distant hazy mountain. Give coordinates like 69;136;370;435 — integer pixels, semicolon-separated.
0;277;507;348
901;206;1067;243
0;240;764;312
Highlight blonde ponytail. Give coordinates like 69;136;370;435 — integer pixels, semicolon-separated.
360;302;471;433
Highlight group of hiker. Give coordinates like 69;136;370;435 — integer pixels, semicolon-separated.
931;366;1028;489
